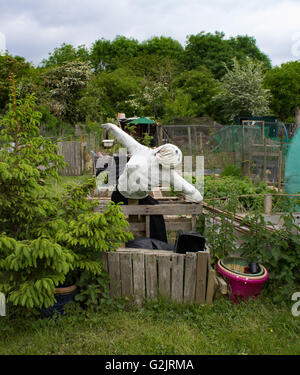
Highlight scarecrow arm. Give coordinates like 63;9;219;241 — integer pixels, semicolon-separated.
102;123;142;154
172;170;203;203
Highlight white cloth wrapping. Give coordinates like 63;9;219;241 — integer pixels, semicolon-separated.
101;123;203;202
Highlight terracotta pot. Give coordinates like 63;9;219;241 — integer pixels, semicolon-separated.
55;285;77;294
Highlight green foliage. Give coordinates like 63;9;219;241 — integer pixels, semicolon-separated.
142;133;154;147
91;36;141;72
203;174;300;301
90;35;184;73
171;68;220;118
239;211;300;301
203;201;238;265
213;58;271;123
79;68;142;121
0;77;133;311
221;164;243;178
0;32;275;134
41;60;92;124
184;32;271;79
0;53;33;111
41;43;90;68
204;175;272;212
164;91;198;123
264;61;300;121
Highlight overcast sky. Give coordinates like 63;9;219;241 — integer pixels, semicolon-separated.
0;0;300;67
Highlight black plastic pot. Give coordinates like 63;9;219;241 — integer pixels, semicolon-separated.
174;231;206;254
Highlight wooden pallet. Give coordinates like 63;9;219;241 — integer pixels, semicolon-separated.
99;248;216;306
94;201;203;237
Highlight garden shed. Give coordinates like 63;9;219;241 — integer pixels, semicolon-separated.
117;115;160;146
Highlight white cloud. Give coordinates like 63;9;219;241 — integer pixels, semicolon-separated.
0;32;6;53
0;0;300;66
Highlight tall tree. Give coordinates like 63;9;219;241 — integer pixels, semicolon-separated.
78;68;142;121
41;43;90;67
0;53;32;111
184;32;271;79
264;61;300;126
41;60;92;124
90;36;140;72
213;58;271;123
172;68;220;117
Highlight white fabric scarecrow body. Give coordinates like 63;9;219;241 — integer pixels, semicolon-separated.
102;123;203;202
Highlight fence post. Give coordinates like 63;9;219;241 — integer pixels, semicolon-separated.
188;126;192;156
278;147;283;192
264;194;272;214
263;137;267;183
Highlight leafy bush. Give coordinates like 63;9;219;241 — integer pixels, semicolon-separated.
239;211;300;301
204;175;273;211
221;164;242;178
0;75;133;312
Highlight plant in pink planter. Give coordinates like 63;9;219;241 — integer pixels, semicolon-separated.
216;258;269;303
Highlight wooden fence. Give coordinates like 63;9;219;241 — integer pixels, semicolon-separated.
99;248;216;306
58;141;85;176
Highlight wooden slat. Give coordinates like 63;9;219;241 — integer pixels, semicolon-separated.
128;220;193;233
145;254;158;300
158;255;171;297
57;141;83;176
251;152;280;157
145;215;150;237
120;253;133;297
94;203;202;215
195;251;209;304
132;252;145;306
183;253;197;302
107;252;121;298
117;248;172;254
206;268;217;305
191;215;196;231
98;252;108;272
171;254;184;302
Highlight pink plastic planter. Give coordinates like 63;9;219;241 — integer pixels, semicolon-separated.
216;259;269;303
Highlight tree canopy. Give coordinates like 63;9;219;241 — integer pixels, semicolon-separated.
213;58;271;122
0;31;285;131
264;61;300;123
184;32;271;79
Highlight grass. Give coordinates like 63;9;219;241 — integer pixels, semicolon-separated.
44;174;94;197
1;173;298;355
0;296;299;355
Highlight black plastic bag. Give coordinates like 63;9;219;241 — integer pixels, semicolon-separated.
126;236;173;251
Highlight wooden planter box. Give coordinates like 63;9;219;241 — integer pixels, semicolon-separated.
94;200;203;237
99;248;216;306
95;199;216;305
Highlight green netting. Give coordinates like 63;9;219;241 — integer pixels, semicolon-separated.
285;127;300;195
212;125;261;153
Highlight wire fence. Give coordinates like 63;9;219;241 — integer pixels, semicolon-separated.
162;122;295;186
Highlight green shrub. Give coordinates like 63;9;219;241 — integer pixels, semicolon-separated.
239;211;300;301
221;164;242;178
0;75;133;312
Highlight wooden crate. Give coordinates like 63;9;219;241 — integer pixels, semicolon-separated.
99;248;216;306
94;201;203;237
